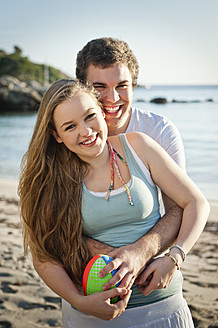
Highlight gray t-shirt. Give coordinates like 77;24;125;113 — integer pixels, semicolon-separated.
126;107;186;168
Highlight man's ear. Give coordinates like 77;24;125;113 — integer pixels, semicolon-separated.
101;110;105;118
51;130;63;143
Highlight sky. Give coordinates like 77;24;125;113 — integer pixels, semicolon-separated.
0;0;218;85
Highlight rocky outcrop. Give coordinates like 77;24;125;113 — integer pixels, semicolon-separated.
134;97;214;104
0;75;47;112
150;97;168;104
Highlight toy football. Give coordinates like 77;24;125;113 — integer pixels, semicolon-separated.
82;254;120;303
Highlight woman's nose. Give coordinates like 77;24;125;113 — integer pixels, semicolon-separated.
79;122;92;136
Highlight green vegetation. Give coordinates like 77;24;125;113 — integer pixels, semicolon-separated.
0;45;72;84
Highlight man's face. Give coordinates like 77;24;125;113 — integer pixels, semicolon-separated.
86;63;134;136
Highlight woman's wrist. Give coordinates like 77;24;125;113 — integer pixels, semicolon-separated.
71;293;86;313
168;248;183;268
169;245;186;261
164;252;180;270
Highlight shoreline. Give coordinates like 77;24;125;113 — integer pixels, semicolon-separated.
1;177;217;205
0;178;217;327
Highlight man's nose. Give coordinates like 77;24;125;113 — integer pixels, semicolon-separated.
103;88;120;103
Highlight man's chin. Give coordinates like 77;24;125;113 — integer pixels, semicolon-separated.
105;117;119;127
105;109;123;121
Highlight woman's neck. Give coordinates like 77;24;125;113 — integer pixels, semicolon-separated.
86;143;110;170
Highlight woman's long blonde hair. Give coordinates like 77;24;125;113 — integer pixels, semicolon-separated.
18;79;100;285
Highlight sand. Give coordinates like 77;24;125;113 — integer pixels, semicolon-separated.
0;178;217;328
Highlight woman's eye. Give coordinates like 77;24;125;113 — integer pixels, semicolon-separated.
86;113;96;120
65;124;75;131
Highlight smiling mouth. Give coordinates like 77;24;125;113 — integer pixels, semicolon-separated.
104;105;122;115
80;134;98;146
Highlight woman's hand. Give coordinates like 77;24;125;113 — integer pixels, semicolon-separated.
134;255;178;296
76;288;132;321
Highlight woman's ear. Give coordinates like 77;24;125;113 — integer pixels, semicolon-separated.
51;130;63;143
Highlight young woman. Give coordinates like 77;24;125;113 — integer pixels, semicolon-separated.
18;79;209;327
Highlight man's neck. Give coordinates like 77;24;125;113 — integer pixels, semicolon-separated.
108;108;132;136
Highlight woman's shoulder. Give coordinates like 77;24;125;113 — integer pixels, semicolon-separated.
108;132;161;161
123;132;164;168
124;131;156;149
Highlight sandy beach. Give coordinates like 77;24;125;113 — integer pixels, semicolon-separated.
0;178;217;328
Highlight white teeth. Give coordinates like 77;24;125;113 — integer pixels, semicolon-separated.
81;135;96;145
104;106;120;113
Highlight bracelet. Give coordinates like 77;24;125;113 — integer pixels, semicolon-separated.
169;245;186;262
165;252;180;270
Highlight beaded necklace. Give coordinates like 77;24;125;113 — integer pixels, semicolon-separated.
105;140;134;206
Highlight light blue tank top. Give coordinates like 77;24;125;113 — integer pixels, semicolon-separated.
82;134;182;308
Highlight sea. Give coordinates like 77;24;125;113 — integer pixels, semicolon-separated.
0;85;218;201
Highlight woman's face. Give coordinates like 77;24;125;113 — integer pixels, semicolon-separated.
52;91;108;162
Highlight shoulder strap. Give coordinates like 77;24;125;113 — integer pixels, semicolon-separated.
119;134;140;172
119;134;153;185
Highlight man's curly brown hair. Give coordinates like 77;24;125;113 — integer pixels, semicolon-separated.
76;37;139;88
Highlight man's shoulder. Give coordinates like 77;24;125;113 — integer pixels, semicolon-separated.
132;107;169;123
128;108;186;168
128;107;173;135
128;106;182;141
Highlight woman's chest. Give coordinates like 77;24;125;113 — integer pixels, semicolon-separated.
82;176;159;236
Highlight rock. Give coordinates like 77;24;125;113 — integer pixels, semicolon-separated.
0;75;46;112
206;98;213;102
135;98;146;103
172;99;188;103
28;80;48;96
189;100;201;103
150;97;167;104
172;99;206;103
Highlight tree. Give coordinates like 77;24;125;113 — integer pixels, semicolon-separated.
14;46;22;56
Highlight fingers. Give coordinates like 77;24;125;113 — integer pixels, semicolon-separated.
135;265;154;285
103;266;129;290
137;277;157;296
99;248;145;290
135;262;162;296
119;288;132;304
85;288;131;321
110;289;132;320
119;273;135;289
99;259;130;290
137;266;176;296
99;257;122;278
102;287;128;300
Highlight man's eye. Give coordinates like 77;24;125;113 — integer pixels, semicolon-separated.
93;85;105;89
117;84;128;89
65;124;75;131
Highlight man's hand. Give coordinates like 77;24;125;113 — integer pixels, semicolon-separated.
98;244;147;290
134;255;177;296
85;204;183;292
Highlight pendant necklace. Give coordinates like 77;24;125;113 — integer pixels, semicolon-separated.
105;140;134;206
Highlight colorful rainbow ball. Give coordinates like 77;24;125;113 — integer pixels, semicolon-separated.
82;254;120;303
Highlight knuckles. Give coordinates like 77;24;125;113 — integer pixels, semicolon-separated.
105;309;122;321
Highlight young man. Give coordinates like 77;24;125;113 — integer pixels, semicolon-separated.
76;37;185;295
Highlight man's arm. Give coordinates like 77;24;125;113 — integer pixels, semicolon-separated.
85;236;114;257
85;118;185;291
85;201;183;290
